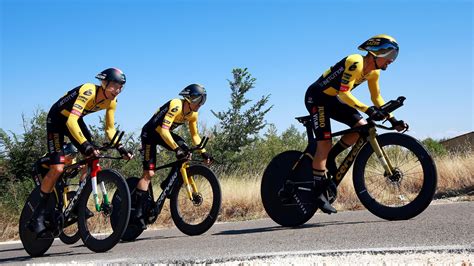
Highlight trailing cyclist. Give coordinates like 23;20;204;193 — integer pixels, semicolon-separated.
28;68;133;236
134;84;212;229
31;142;94;220
303;34;408;214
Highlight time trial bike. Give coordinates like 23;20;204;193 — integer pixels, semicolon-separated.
114;137;222;241
261;97;437;226
19;131;131;257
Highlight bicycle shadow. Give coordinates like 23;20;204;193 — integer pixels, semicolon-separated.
120;234;186;243
0;250;82;264
213;219;388;236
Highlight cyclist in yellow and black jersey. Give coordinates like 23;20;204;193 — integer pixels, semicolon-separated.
28;68;133;235
303;35;408;214
133;84;211;229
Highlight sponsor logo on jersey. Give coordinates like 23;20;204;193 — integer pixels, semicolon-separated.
340;85;350;92
324;132;331;139
59;91;78;106
73;104;83;110
71;109;82;117
317;106;326;128
162;124;170;130
348;62;358;71
171;106;179;113
318;66;344;87
83;89;93;96
78;96;89;103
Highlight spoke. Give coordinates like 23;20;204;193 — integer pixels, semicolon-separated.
400;163;422;174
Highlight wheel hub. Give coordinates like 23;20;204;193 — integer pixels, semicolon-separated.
192;193;203;206
387;169;403;183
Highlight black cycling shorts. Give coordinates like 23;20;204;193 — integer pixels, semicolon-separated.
46;112;91;165
140;128;185;170
304;90;363;140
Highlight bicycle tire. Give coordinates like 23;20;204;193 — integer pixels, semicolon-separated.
59;192;81;245
19;187;56;257
170;164;221;236
261;150;317;227
78;169;130;253
353;133;437;220
117;177;146;242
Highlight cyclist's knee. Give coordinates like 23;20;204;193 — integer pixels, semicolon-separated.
48;164;64;176
353;119;367;127
142;170;155;181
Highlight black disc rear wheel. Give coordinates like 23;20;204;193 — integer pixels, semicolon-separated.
261;151;317;227
19;187;56;257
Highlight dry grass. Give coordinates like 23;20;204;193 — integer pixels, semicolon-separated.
1;153;472;241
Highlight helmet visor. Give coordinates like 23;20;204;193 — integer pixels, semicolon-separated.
187;94;207;106
369;42;399;61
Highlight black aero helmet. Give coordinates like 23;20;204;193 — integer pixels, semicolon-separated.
358;34;399;61
179;84;207;106
95;68;126;85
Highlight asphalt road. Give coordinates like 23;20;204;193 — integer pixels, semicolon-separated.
0;201;472;264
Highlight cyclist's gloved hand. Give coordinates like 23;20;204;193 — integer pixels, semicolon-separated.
365;106;386;121
81;141;97;157
201;152;213;164
117;144;134;160
388;117;409;132
174;147;190;160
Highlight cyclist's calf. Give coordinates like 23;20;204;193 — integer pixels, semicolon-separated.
138;170;155;191
40;164;64;193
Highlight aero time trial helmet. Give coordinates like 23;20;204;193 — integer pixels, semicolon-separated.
179;84;207;106
358;34;399;61
95;68;126;85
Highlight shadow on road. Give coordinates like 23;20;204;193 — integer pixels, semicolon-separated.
0;250;77;264
214;219;388;236
120;234;186;243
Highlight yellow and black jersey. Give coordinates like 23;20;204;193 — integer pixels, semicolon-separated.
49;83;117;145
143;99;204;151
308;54;386;112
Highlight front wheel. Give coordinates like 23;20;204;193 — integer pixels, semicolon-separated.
19;187;56;257
353;133;437;220
170;164;221;236
78;169;130;253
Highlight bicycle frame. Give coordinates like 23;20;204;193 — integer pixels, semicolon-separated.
150;160;199;217
147;136;209;220
293;96;406;187
45;131;126;226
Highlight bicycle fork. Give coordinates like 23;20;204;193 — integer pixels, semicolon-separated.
90;159;109;212
368;128;394;176
179;162;199;201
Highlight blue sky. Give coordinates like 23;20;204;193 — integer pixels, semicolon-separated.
1;0;473;140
